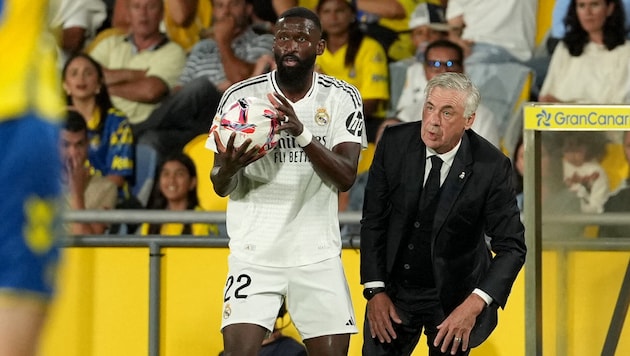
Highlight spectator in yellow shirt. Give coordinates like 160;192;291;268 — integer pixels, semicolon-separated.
316;0;389;143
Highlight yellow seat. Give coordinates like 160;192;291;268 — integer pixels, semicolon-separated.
183;134;228;212
357;143;376;175
601;142;629;191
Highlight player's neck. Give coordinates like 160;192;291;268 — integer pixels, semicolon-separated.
275;71;313;103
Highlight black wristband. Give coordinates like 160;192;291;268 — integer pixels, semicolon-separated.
363;287;386;301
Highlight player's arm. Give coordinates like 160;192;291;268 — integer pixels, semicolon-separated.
306;141;361;192
268;93;360;192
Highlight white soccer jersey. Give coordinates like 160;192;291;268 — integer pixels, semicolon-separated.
206;71;365;267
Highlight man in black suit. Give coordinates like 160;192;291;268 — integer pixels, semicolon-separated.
360;72;526;356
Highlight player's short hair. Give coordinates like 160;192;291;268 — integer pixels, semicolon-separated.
65;110;88;134
277;6;322;33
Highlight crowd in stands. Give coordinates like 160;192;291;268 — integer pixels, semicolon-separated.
53;0;630;239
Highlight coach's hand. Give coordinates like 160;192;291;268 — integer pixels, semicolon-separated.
367;292;402;343
434;293;485;354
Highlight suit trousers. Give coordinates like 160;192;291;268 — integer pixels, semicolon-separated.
362;282;471;356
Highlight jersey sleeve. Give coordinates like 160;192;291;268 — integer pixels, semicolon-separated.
331;83;367;149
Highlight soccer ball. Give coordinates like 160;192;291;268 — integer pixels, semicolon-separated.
209;97;281;155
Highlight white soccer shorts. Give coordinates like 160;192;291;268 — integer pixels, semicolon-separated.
220;254;358;339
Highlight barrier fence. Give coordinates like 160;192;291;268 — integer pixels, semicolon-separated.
62;210;630;356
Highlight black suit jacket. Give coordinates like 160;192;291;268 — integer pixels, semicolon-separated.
599;182;630;237
360;121;526;347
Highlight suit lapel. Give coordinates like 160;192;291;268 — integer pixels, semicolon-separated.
433;133;473;234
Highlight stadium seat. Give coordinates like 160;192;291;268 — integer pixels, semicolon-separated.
183;134;229;212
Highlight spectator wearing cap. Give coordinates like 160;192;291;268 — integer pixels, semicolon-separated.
388;2;449;114
408;2;451;61
395;39;501;148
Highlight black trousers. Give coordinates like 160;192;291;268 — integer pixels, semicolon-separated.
362;283;471;356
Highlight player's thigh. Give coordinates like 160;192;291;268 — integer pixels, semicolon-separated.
0;299;48;356
0;115;61;298
222;323;268;356
220;254;286;333
287;257;358;340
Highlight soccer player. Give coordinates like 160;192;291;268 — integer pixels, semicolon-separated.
0;1;65;356
207;7;365;356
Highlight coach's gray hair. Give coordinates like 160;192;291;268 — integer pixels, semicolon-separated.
424;72;480;119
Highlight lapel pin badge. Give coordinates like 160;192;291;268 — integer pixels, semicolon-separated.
459;172;465;180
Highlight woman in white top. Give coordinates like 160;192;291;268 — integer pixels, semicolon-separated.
540;0;630;104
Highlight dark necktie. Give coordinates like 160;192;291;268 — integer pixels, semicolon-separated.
420;155;443;212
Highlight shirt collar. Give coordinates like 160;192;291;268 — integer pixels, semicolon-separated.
125;33;169;54
425;138;462;168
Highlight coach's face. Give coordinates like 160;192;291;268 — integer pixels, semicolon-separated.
421;87;474;153
273;17;325;79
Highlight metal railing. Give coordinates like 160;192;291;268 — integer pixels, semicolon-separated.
63;210;630;356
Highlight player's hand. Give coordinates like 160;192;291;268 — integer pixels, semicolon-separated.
434;293;485;355
210;130;264;197
214;131;265;171
366;292;402;343
213;131;265;175
267;92;303;137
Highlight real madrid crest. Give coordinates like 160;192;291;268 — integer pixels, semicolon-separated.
223;303;232;319
314;107;329;126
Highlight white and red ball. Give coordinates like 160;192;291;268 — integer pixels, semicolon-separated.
209;97;281;155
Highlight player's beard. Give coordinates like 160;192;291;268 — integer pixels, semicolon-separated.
275;52;317;85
